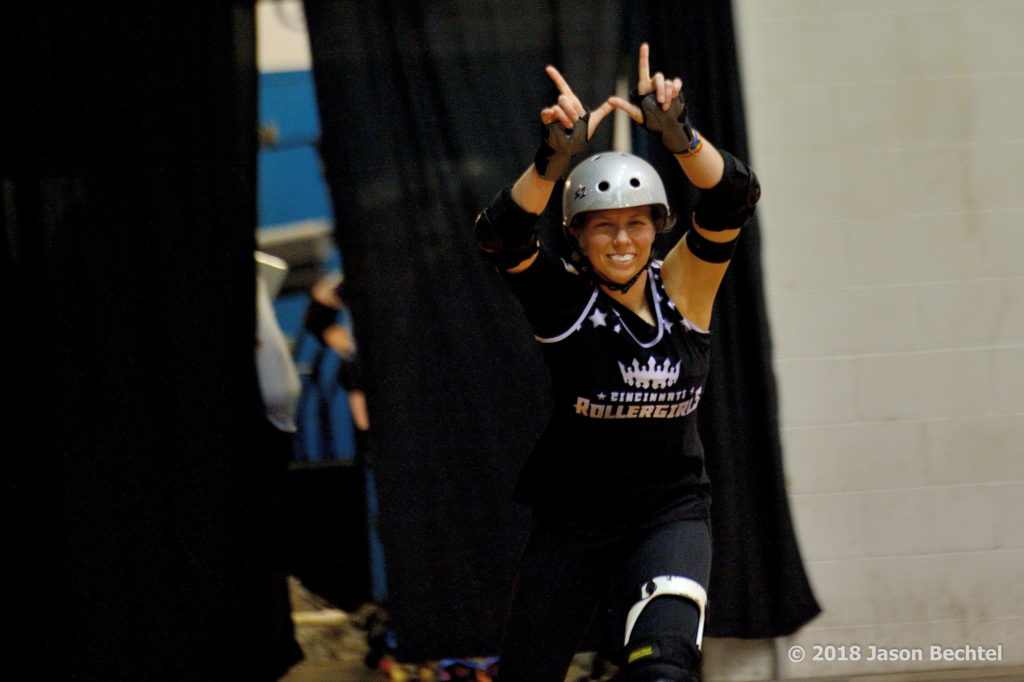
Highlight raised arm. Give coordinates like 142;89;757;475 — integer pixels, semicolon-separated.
608;43;724;189
608;43;760;329
510;66;613;212
476;67;613;273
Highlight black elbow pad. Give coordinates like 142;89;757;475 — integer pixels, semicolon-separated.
474;187;540;269
693;151;761;231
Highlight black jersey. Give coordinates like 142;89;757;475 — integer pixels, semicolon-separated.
505;250;712;523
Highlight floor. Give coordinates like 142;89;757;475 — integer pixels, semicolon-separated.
278;579;1024;682
278;657;1024;682
281;660;382;682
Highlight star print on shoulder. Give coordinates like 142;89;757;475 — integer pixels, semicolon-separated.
589;308;608;328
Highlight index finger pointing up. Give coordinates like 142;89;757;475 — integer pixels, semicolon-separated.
545;65;575;97
638;42;651;84
545;65;585;116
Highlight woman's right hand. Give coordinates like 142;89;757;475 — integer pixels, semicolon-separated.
533;66;614;181
540;65;613;138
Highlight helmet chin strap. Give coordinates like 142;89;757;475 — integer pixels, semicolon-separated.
579;253;653;294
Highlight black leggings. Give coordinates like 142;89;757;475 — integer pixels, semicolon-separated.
498;510;712;682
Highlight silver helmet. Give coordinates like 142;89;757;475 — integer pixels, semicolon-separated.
562;152;676;233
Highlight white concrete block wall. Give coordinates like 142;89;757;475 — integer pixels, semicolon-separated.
728;0;1024;679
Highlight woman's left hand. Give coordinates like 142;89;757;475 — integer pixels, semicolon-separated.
607;42;684;122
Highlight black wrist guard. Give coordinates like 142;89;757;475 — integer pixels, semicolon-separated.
304;298;338;341
474;187;540;270
533;113;589;181
631;90;696;155
693;151;761;231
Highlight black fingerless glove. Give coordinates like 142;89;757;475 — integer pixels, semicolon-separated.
630;90;698;155
533;113;590;181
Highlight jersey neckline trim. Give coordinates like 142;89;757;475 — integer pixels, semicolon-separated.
535;267;668;348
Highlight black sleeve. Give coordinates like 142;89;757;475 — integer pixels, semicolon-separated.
503;249;592;340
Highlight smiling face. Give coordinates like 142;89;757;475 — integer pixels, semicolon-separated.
571;205;657;287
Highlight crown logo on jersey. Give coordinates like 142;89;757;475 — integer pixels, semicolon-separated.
618;357;681;389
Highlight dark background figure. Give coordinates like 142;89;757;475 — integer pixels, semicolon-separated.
286;270;381;616
297;270;394;662
302;272;372;441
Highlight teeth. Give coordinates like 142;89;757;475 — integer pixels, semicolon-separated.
610;254;635;263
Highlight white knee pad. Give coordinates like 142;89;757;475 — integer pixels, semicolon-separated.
624;575;707;649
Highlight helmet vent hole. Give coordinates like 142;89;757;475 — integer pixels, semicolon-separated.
629;177;641;188
597;180;610;192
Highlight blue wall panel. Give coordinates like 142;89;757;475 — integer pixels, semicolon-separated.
258;69;332;228
259;70;321;147
258;145;332;226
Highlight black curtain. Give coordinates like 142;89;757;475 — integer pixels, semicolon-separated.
1;5;301;680
304;0;818;660
303;0;620;660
